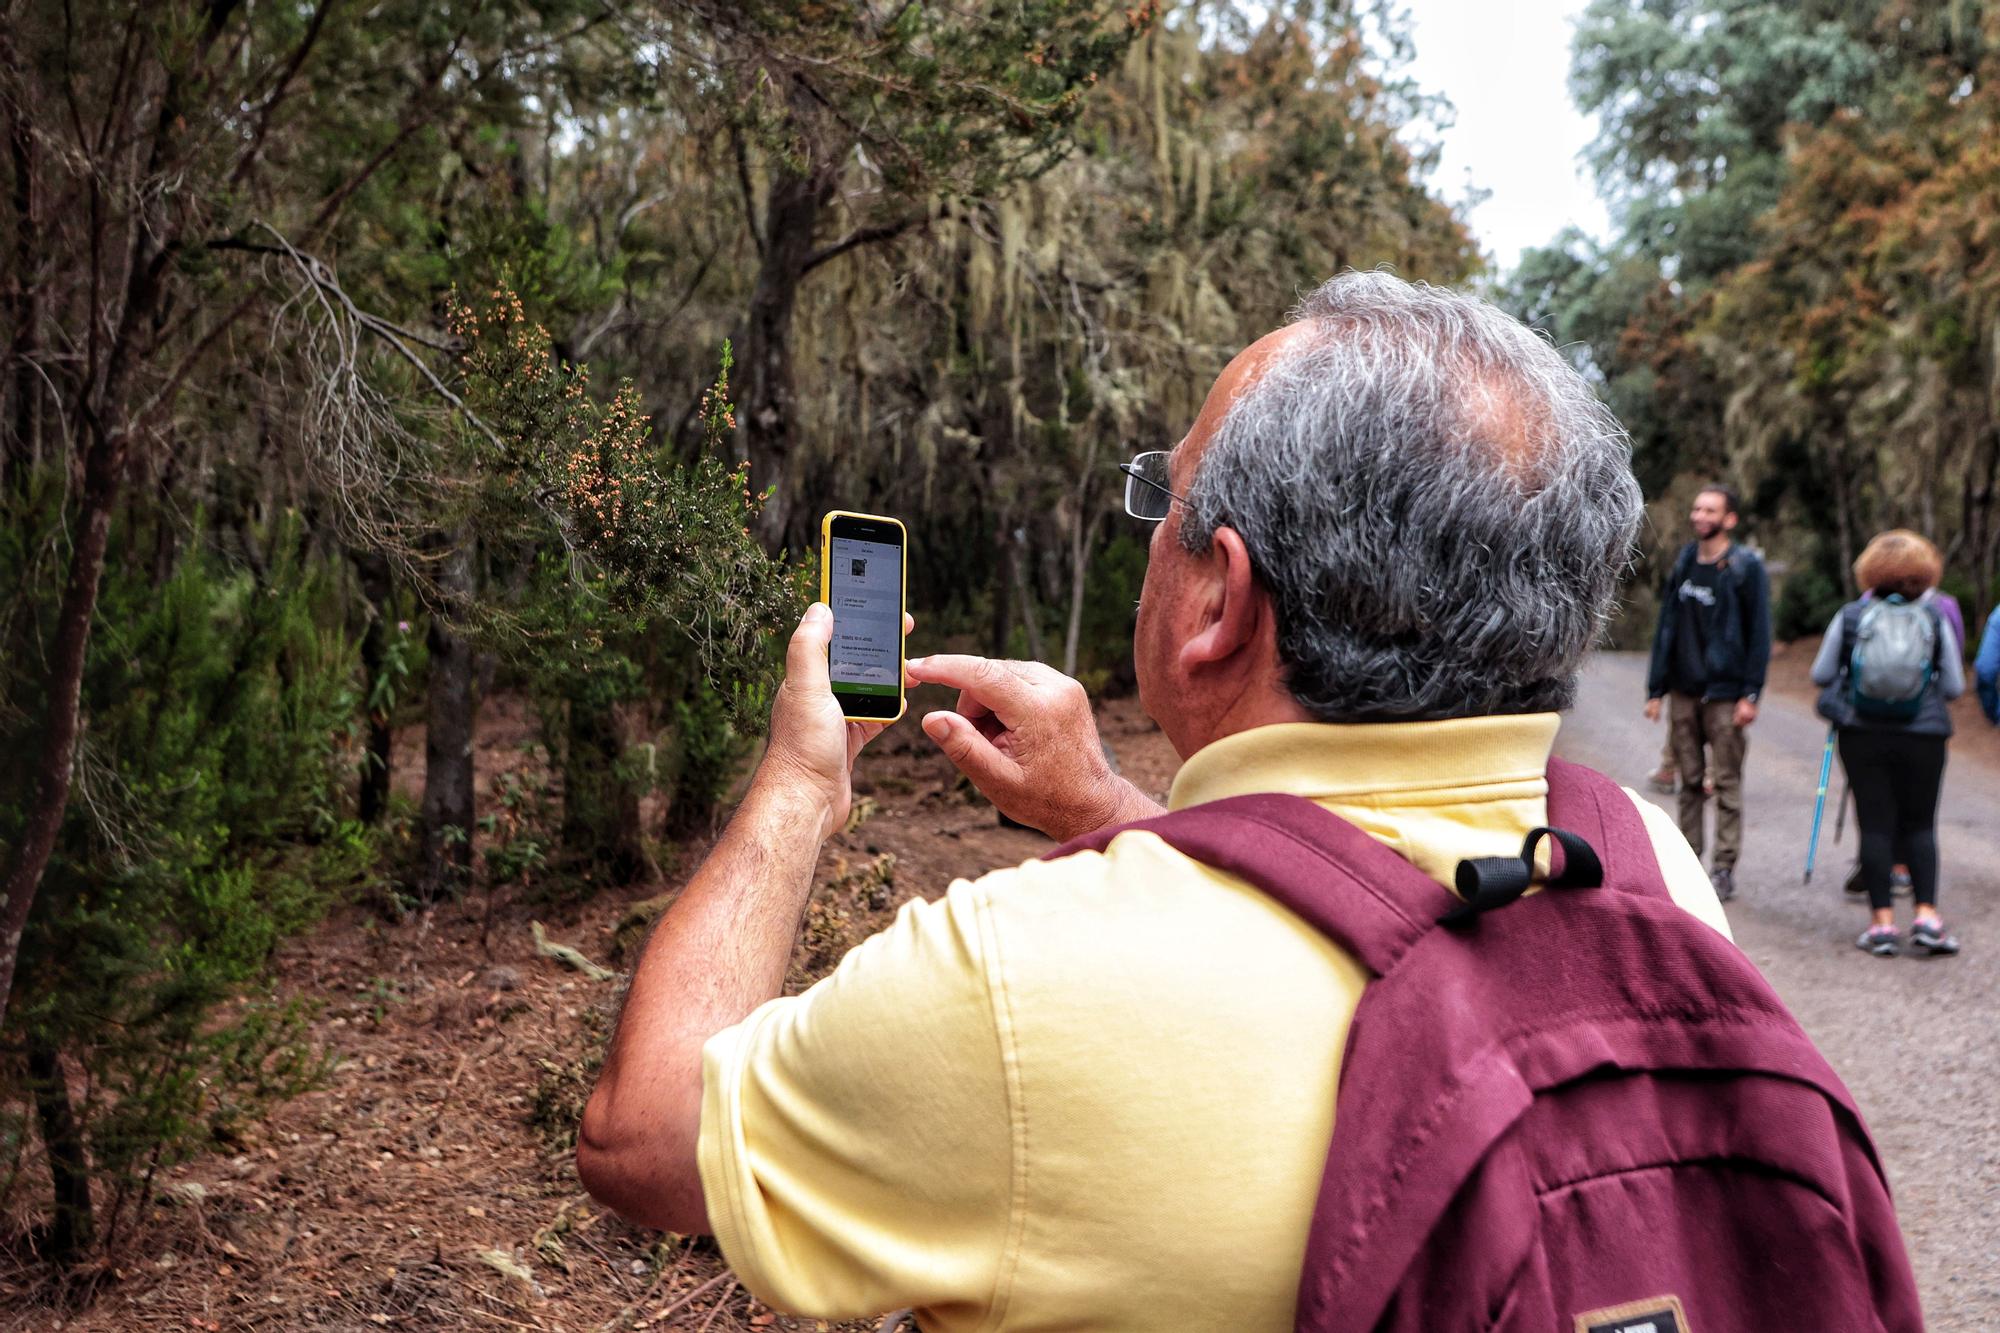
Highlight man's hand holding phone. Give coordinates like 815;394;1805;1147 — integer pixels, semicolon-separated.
907;655;1164;842
756;602;915;843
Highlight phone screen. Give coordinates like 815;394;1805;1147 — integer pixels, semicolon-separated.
826;517;904;719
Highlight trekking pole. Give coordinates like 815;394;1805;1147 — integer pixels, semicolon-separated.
1804;726;1836;884
1832;776;1850;845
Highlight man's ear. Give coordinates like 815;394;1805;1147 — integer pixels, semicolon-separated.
1178;526;1264;672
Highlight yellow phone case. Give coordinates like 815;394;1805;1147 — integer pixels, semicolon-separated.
820;510;908;724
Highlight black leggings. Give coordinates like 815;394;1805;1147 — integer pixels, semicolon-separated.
1837;729;1947;913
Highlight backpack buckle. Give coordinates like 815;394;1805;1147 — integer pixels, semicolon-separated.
1441;826;1603;927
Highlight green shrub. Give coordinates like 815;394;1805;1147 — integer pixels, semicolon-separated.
665;684;745;834
1775;563;1846;643
1075;531;1150;687
450;306;796;891
0;504;355;1256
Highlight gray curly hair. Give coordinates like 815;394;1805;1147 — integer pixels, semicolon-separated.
1179;271;1643;722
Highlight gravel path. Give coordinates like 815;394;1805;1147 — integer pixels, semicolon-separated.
1556;653;2000;1329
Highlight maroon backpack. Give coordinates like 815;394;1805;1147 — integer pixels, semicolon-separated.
1052;758;1922;1332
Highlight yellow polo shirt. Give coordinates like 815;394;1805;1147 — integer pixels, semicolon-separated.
699;716;1727;1331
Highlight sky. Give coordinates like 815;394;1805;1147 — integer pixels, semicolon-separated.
1395;0;1613;273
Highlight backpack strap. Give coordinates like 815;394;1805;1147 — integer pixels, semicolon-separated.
1544;757;1672;904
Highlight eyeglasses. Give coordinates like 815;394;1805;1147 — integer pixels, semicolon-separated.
1119;450;1187;522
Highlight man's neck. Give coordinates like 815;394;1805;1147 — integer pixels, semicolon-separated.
1695;534;1732;564
1170;680;1314;760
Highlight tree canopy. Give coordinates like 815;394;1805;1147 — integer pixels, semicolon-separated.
0;0;1475;1270
1502;0;2000;636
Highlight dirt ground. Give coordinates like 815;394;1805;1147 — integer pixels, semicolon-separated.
1;687;1175;1333
4;638;1991;1331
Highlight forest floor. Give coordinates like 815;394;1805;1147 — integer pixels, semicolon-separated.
6;644;1996;1332
3;684;1176;1333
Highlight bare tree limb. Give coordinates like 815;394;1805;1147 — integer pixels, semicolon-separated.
230;0;338;185
801;212;924;275
249;220;502;450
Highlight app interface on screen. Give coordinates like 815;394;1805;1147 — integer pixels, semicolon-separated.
828;534;902;695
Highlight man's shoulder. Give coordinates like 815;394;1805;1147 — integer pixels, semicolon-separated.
971;822;1311;929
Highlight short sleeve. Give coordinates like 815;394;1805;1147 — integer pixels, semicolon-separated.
1627;789;1733;940
698;882;1015;1322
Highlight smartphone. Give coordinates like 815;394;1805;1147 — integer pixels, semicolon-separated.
820;510;908;723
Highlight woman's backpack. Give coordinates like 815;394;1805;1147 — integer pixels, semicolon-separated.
1848;596;1939;722
1055;760;1922;1332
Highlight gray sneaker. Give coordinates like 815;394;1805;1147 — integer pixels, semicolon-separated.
1909;917;1960;956
1856;924;1901;957
1710;866;1736;902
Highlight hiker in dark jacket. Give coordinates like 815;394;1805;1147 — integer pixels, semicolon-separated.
1643;486;1771;902
1812;530;1966;958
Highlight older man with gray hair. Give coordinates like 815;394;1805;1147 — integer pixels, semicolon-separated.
578;272;1730;1329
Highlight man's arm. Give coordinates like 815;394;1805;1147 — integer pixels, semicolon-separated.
577;603;904;1234
1740;553;1773;702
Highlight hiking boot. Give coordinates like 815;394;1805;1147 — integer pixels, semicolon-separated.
1891;867;1914;898
1909;917;1960;956
1710;866;1736;902
1646;765;1678;795
1856;924;1901;957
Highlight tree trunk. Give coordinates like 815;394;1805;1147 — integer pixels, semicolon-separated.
739;163;836;554
1828;430;1858;597
0;430;121;1029
27;1040;94;1264
1966;424;2000;619
990;515;1015;657
353;549;396;825
561;693;648;886
0;0;227;1021
1062;508;1105;678
1;22;42;491
1009;531;1047;663
419;537;476;903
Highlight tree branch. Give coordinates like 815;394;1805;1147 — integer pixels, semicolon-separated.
249;220;500;447
730;124;765;259
230;0;338;185
304;29;466;240
801;212;925;275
